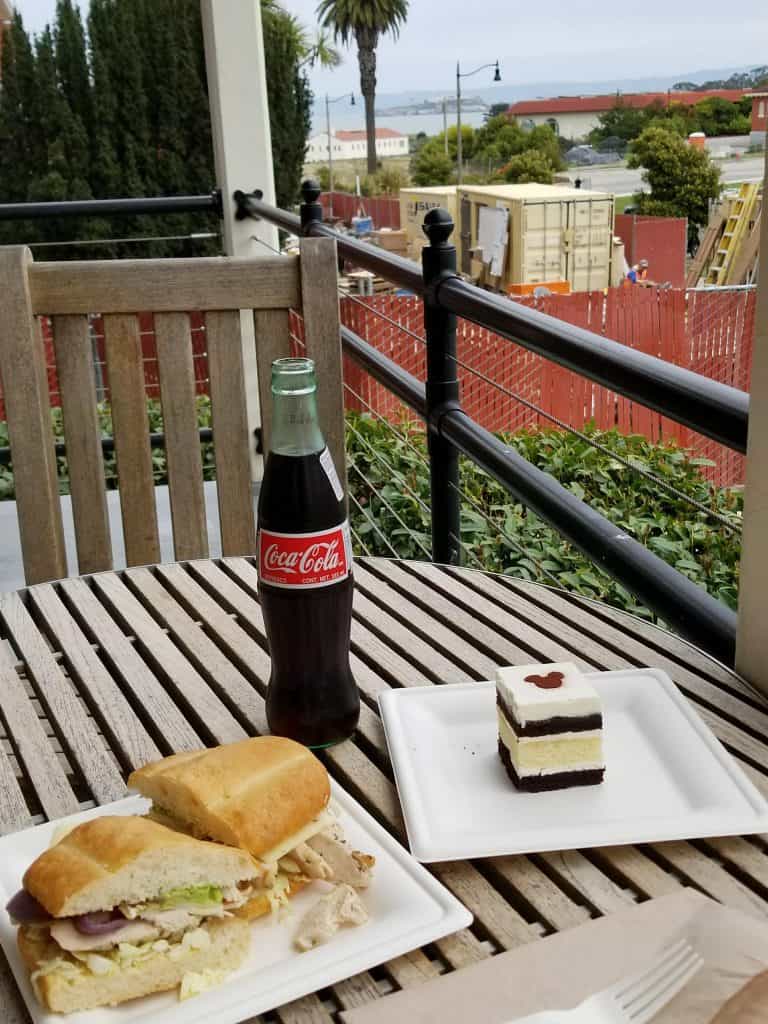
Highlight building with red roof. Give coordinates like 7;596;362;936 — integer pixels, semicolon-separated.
508;89;753;140
306;127;409;163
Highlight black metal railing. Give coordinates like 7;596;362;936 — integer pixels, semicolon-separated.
247;180;744;665
0;183;747;664
236;184;750;454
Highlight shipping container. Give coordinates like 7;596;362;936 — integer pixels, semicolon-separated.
399;186;458;262
457;184;615;293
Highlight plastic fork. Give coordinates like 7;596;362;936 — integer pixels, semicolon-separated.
508;939;704;1023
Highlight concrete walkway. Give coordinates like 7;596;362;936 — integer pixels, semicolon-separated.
0;482;228;591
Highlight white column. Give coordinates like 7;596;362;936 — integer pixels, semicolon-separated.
736;144;768;692
201;0;279;482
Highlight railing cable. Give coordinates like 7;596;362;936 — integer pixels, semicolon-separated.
347;488;400;558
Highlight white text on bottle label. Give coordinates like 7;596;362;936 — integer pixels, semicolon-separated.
319;447;345;502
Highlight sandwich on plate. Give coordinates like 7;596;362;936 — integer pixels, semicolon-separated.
6;815;261;1013
128;737;375;936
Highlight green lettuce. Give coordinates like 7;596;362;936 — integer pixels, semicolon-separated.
159;884;222;909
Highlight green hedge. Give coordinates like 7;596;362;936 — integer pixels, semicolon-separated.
345;412;741;619
0;403;741;620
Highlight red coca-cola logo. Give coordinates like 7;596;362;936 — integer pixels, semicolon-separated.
258;523;351;589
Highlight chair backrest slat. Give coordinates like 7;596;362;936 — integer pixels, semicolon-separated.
207;310;257;556
154;313;209;562
52;314;112;575
254;308;292;459
29;257;300;314
299;238;347;492
2;237;345;585
103;314;161;566
0;249;67;584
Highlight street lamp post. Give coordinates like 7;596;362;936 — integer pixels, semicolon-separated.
325;92;355;219
456;59;501;185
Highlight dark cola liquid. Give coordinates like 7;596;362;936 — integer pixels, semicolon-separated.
258;450;359;748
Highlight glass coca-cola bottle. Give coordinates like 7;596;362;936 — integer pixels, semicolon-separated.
257;357;359;748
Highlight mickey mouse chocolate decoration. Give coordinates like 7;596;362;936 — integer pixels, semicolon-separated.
524;671;564;689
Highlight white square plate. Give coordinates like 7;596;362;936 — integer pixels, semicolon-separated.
0;784;472;1023
378;669;768;862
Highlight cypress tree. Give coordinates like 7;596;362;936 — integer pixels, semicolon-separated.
54;0;92;140
176;0;214;197
262;4;312;209
87;0;121;199
110;0;155;197
0;13;38;206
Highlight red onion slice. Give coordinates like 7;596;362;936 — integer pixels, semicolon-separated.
6;889;50;924
73;909;129;935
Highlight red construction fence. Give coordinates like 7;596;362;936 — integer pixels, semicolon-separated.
340;286;754;488
2;285;753;490
319;192;400;228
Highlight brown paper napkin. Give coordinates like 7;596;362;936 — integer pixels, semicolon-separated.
341;890;768;1024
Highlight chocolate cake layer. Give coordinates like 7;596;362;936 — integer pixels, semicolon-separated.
497;694;603;738
498;738;605;792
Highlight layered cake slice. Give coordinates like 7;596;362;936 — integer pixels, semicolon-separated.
496;661;605;792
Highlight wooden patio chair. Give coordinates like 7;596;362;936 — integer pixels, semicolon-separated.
0;239;344;585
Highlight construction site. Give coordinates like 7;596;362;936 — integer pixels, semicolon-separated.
687;181;762;287
311;170;763;490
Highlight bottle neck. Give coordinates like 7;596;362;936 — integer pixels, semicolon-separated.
269;390;325;456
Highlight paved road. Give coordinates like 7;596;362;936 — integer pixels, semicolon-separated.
566;154;765;196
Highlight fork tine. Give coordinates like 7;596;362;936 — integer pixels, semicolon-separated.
627;950;704;1023
622;944;699;1009
609;939;690;1002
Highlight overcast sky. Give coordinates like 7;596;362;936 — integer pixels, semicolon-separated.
15;0;768;97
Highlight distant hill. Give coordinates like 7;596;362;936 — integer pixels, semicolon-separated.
673;66;768;90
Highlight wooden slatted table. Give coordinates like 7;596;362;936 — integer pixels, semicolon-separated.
1;556;767;1023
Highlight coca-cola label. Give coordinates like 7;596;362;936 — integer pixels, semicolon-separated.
258;522;352;589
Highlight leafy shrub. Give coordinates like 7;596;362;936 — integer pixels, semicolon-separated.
345;412;741;618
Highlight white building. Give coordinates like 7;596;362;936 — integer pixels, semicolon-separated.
306;128;409;163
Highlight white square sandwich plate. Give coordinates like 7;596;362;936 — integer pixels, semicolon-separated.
378;669;768;862
0;783;472;1024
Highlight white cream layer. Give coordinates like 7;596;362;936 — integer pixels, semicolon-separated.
498;712;604;777
496;661;602;725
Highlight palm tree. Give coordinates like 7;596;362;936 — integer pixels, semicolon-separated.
317;0;409;174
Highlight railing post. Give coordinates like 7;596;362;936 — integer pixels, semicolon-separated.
422;208;462;565
736;144;768;693
300;180;323;233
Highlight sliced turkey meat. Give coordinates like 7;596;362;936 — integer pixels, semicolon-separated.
289;842;334;881
49;919;160;952
307;831;374;889
294;884;368;952
137;908;203;934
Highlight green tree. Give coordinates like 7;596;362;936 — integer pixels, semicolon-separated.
486;102;510;120
317;0;409;174
590;98;647;145
525;124;564;170
473;113;527;164
473;115;563;172
503;149;554;184
627;126;721;229
692;97;751;137
54;0;92;139
0;13;38;209
410;139;454;186
262;1;312;208
87;0;122;201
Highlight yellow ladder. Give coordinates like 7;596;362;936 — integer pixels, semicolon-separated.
705;183;759;285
